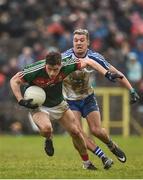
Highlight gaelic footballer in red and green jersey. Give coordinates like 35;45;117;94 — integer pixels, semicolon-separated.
20;58;81;107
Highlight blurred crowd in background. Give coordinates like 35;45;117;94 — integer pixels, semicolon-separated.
0;0;143;135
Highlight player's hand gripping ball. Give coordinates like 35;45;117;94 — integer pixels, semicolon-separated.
19;86;46;109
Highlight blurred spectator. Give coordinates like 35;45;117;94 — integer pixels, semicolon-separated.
126;52;142;88
1;57;20;80
10;121;23;135
32;42;45;60
0;69;8;101
17;47;34;70
132;38;143;67
0;72;6;87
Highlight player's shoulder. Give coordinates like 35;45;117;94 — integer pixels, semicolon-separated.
87;49;110;69
87;49;105;60
62;48;73;58
61;48;75;65
24;59;46;73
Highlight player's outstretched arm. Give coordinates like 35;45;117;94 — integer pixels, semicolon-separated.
79;58;107;75
79;58;123;82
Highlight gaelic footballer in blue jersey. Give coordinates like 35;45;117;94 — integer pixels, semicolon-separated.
62;29;140;164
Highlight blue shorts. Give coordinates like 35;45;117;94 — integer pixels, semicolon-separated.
67;94;99;118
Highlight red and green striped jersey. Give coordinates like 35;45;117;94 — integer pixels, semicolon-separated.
21;58;80;107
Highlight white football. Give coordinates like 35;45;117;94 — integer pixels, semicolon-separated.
24;86;46;106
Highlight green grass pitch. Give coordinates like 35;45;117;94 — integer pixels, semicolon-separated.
0;135;143;179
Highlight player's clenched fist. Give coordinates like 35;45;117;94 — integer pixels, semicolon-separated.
130;89;140;104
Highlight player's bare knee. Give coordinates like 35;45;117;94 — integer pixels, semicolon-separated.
40;126;53;138
69;126;81;137
90;127;101;137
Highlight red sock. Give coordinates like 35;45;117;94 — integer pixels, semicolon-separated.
81;154;89;161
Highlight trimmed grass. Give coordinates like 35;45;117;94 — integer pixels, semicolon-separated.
0;135;143;179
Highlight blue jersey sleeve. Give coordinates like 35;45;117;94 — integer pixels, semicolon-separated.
88;50;110;70
62;48;73;59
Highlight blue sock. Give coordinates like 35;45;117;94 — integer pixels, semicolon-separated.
93;146;105;159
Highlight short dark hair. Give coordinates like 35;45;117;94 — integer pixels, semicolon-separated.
46;51;61;65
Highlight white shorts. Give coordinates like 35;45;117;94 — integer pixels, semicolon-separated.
30;100;69;121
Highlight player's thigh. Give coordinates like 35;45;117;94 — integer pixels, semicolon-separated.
31;111;52;130
72;110;82;128
60;109;79;134
86;111;102;129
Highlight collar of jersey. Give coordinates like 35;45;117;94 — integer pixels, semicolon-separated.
72;48;89;58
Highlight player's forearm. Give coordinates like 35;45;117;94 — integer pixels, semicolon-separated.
109;66;133;91
10;76;23;102
118;75;133;90
83;58;107;75
117;71;140;103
